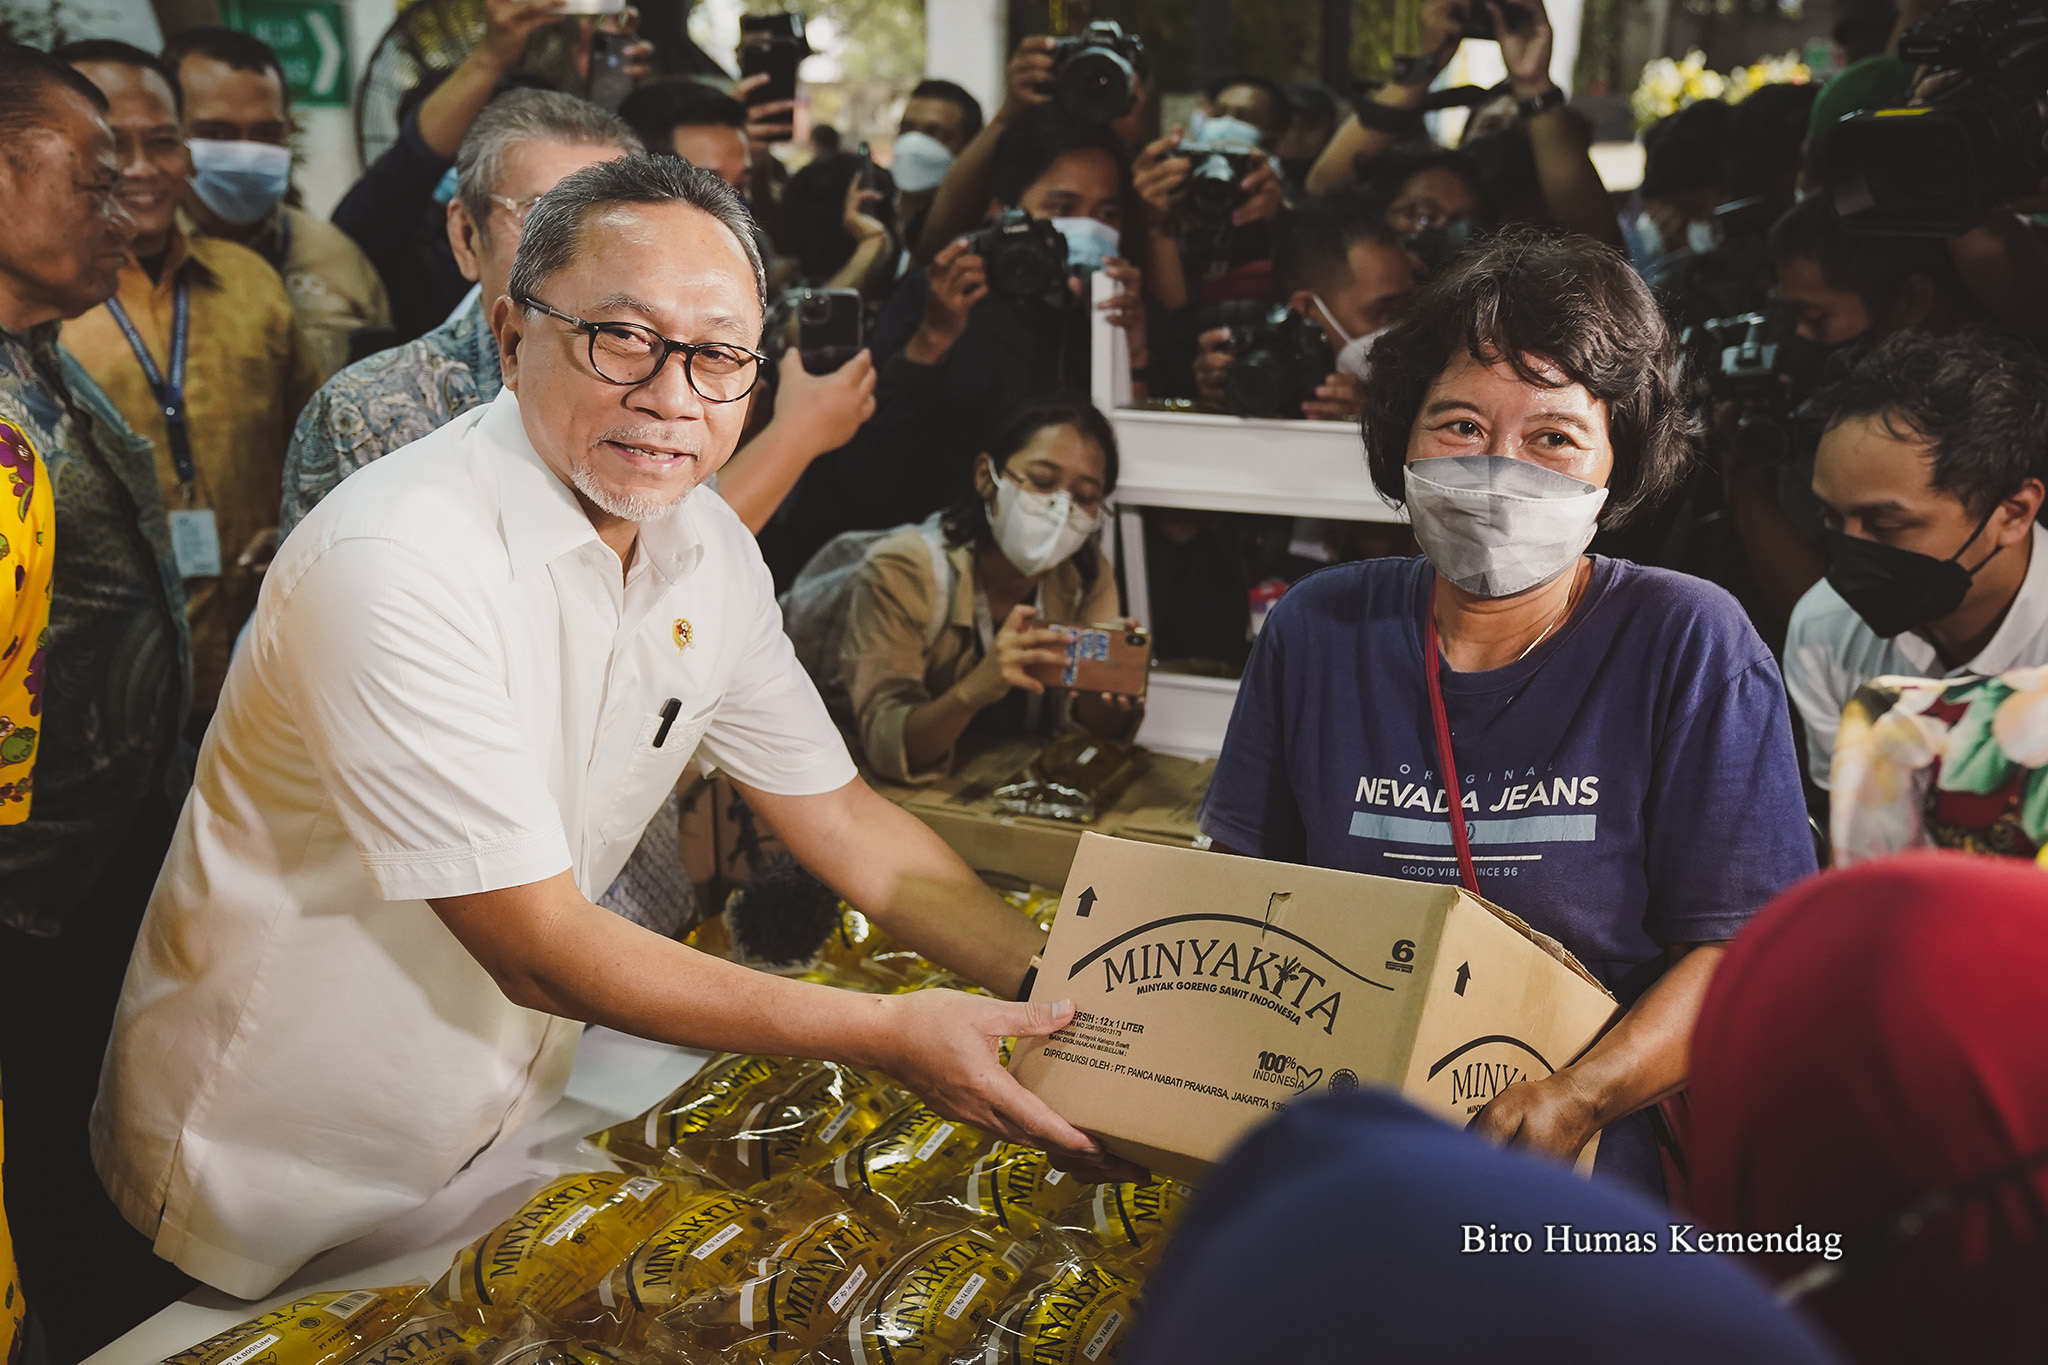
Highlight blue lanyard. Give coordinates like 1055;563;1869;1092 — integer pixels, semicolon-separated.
105;281;195;494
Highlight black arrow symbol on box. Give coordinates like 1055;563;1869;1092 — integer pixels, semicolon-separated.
1075;887;1097;917
1455;962;1471;996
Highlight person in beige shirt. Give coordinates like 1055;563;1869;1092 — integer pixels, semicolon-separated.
837;399;1136;782
59;42;323;718
163;27;391;378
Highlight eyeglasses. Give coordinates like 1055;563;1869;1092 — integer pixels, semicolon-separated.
488;193;544;228
517;295;767;402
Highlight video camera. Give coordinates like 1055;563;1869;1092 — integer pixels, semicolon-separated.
965;208;1070;302
1682;309;1830;465
1208;300;1336;419
1823;0;2048;236
1172;114;1266;243
1052;21;1147;125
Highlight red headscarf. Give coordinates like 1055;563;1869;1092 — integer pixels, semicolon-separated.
1689;852;2048;1364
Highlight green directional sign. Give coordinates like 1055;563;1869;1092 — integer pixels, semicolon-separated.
219;0;353;107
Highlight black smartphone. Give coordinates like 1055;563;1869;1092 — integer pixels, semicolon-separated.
587;32;633;113
798;289;863;375
739;12;807;139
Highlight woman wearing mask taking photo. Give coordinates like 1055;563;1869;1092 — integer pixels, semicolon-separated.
831;399;1135;783
1201;228;1815;1196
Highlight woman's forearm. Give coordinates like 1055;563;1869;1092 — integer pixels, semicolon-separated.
1525;105;1624;249
1305;86;1426;197
901;684;986;771
917;116;1007;262
1565;942;1726;1127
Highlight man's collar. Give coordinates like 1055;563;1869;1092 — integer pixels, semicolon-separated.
128;224;215;294
476;387;704;584
1900;521;2048;675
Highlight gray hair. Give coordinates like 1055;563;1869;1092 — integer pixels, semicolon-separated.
507;154;766;315
455;88;643;244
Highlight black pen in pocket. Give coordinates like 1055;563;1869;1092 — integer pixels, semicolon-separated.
653;697;681;748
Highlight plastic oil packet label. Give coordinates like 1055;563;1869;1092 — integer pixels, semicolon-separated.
438;1171;683;1318
587;1054;805;1171
842;1224;1031;1365
157;1284;426;1365
832;1105;992;1217
981;1260;1142;1365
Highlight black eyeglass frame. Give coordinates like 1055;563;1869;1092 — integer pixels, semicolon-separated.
516;294;767;403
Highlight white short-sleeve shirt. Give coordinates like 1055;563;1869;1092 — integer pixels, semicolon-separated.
91;389;855;1298
1785;522;2048;789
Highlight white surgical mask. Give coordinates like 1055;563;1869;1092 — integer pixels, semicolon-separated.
187;138;292;226
1403;455;1607;599
1186;111;1265;151
985;457;1100;578
1309;294;1386;381
891;130;954;193
1051;216;1120;272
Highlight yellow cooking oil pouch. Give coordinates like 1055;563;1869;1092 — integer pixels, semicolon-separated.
437;1172;683;1319
678;1062;911;1189
833;1217;1035;1365
1054;1175;1194;1272
977;1252;1143;1365
159;1284;427;1365
586;1054;807;1172
343;1311;514;1365
829;1103;993;1220
939;1143;1085;1234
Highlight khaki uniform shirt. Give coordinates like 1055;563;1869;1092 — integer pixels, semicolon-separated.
65;229;323;712
840;526;1118;783
182;204;391;380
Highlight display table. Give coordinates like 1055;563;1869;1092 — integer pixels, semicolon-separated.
84;1028;711;1365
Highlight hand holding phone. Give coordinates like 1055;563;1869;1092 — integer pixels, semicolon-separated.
1024;623;1152;699
739;12;809;141
797;288;864;375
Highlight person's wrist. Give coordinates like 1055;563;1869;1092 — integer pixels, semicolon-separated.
1511;76;1562;105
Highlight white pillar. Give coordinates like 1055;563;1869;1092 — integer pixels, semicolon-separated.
924;0;1006;123
1546;0;1585;95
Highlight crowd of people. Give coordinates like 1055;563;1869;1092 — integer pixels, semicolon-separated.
2;0;2047;1359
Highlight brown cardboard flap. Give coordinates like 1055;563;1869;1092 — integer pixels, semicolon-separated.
1461;890;1615;1001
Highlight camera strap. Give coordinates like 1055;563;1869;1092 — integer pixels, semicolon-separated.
1422;600;1482;896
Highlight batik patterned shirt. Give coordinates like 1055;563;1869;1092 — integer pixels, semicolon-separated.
0;415;54;822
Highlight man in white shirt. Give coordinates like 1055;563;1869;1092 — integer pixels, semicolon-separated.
93;155;1118;1300
1786;327;2048;790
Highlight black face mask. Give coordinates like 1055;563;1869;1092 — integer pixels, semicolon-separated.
1824;506;2003;639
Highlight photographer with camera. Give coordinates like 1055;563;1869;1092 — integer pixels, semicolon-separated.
1306;0;1621;252
1128;86;1288;312
1784;328;2048;795
915;26;1149;265
1720;195;1977;628
1192;190;1420;420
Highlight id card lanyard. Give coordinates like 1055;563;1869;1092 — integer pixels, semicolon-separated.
1422;598;1482;896
108;284;220;578
106;283;195;498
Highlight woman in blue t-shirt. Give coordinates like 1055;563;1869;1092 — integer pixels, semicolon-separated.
1201;226;1816;1194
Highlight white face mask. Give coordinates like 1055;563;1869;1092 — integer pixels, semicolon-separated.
891;129;954;193
1403;455;1608;599
187;138;293;226
1051;216;1121;272
985;457;1100;578
1310;294;1386;381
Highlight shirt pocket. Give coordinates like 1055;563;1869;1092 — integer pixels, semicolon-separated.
598;699;718;842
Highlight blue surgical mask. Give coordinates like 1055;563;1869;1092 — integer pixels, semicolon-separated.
431;164;460;206
1186;111;1266;152
891;130;954;193
1052;216;1120;271
187;138;292;226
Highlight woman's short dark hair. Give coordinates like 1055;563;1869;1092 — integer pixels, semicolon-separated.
1361;226;1694;528
943;397;1121;591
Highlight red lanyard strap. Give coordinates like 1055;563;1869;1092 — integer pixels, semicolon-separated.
1423;597;1481;896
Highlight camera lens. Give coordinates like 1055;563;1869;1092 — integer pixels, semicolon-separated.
1058;46;1135;124
993;241;1061;297
799;294;829;323
1225;351;1288;418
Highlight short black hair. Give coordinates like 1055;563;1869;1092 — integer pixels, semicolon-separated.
51;38;180;114
943;397;1121;591
785;150;897;283
908;78;984;143
0;41;109;164
1768;193;1965;322
1204;73;1288;137
1362;226;1695;529
1720;81;1817;204
161;27;287;96
618;76;745;154
1816;327;2048;516
809;123;841;156
988;103;1130;209
1274;188;1403;299
1366;146;1493;224
1640;98;1729;200
1284;82;1341;134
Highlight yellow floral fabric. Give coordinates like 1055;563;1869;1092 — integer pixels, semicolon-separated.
1;1077;23;1365
0;418;53;823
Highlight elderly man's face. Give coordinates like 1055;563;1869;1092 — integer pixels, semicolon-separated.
498;200;761;526
0;85;133;326
450;138;630;316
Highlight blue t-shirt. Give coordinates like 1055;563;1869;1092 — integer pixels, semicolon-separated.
1200;555;1816;1190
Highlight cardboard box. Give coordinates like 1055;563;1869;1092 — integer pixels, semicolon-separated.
875;740;1214;890
1009;834;1620;1184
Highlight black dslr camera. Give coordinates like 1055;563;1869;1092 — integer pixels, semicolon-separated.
1173;121;1265;242
1209;300;1336;419
1824;0;2048;236
965;208;1070;302
1682;309;1830;465
1051;21;1147;124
